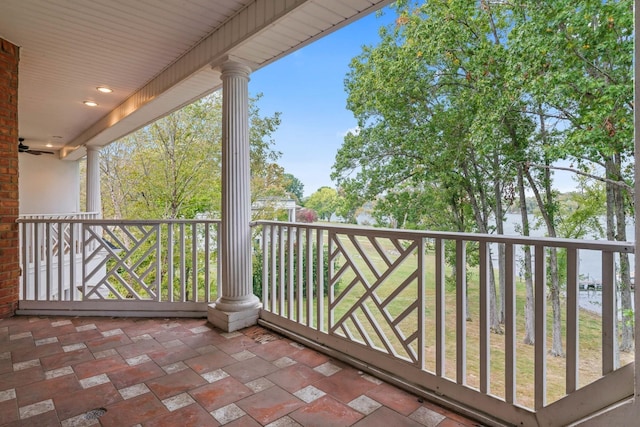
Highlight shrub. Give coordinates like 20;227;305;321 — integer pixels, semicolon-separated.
296;208;318;223
253;242;337;298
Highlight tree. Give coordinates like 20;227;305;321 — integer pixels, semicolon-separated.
101;95;222;219
100;93;287;220
284;173;304;202
334;0;523;332
335;0;633;351
511;0;634;351
305;187;340;221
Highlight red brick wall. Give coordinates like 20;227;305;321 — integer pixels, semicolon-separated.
0;38;19;318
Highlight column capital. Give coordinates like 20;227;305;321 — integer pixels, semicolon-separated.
212;55;254;76
85;145;101;152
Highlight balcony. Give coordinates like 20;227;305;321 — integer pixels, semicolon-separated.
4;1;638;425
13;215;636;426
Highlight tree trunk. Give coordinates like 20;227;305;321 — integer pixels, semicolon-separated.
548;247;564;356
493;151;506;324
525;167;564;356
608;156;634;352
517;165;535;345
463;160;502;333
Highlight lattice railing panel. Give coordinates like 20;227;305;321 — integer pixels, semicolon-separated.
84;223;161;300
329;231;422;365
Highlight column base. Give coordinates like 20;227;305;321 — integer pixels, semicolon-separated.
207;302;261;332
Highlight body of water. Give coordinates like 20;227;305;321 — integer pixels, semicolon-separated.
355;211;635;315
501;213;635;284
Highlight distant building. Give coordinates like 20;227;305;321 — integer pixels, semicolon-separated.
252;197;297;222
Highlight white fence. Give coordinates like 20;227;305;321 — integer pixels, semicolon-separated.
17;216;220;317
255;221;635;427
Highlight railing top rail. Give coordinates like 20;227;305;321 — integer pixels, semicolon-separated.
18;212;100;219
252;220;635;253
17;218;221;225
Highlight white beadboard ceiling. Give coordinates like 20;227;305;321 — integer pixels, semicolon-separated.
0;0;393;159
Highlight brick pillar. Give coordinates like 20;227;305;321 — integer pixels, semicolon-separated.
0;38;20;318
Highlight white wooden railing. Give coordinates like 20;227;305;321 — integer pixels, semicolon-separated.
255;221;635;427
17;216;220;317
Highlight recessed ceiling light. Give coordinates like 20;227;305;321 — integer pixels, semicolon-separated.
46;143;53;148
96;86;113;93
83;101;98;107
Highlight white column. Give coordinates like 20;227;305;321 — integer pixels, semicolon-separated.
208;60;261;332
86;146;102;217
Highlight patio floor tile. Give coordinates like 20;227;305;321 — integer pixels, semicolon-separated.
39;348;94;371
148;344;200;366
15;374;81;407
265;364;325;393
56;329;103;346
352;406;424;427
179;330;227;348
0;366;45;390
184;351;236;374
236;386;304;425
215;335;259;354
226;415;262;426
72;355;128;379
249;339;298;361
107;361;165;389
315;368;377;403
98;392;168;427
143;403;219;426
366;381;422;415
85;333;133;352
53;381;121;421
0;316;481;427
7;408;60;427
289;346;330;368
10;342;63;363
289;395;364;427
146;369;206;400
0;399;19;425
114;338;165;360
190;376;253;411
223;357;279;383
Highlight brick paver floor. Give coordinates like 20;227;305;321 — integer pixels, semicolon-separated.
0;316;482;426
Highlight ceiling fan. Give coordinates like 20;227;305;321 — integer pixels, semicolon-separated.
18;138;54;155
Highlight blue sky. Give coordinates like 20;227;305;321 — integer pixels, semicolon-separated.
250;8;396;197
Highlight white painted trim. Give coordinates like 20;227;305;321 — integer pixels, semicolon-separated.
535;364;634;426
17;300;208;318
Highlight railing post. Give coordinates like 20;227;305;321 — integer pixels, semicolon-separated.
455;239;466;385
534;245;547;410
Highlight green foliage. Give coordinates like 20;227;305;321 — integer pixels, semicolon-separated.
334;1;633;344
305;187;340;221
100;93;288;220
284;173;304;202
334;0;633;233
100;223;217;301
252;242;337;298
